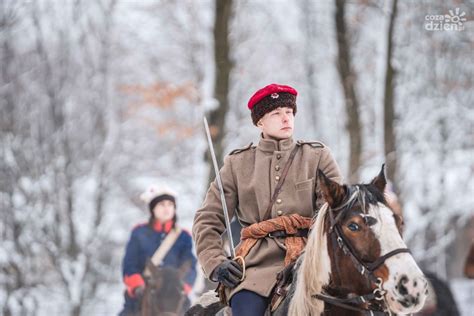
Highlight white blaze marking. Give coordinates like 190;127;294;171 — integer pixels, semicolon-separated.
368;203;427;314
368;203;406;255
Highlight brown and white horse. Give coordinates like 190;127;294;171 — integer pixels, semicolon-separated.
187;166;428;315
284;166;428;315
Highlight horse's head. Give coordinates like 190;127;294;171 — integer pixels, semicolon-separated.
317;165;428;314
142;260;190;316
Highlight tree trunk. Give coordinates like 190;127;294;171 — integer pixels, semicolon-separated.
301;0;321;137
72;304;81;316
207;0;233;185
334;0;362;183
383;0;399;186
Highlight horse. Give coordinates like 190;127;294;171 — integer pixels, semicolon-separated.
414;271;460;316
139;260;192;316
186;165;428;315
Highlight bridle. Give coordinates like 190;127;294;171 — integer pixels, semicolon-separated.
313;186;411;316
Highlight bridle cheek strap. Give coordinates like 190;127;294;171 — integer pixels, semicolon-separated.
366;248;411;272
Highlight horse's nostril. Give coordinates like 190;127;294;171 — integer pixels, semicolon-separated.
399;284;408;296
397;275;409;296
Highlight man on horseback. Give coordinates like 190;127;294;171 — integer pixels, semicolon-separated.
119;186;197;316
192;84;343;315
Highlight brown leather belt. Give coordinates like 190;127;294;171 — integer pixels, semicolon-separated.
267;229;309;238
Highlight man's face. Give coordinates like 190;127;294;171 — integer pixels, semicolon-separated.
257;106;294;140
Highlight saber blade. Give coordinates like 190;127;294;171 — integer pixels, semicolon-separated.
203;117;236;258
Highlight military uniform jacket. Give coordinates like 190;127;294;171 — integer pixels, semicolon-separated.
193;137;342;299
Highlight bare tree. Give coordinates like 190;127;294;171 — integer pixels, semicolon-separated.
383;0;399;187
0;2;42;315
207;0;234;184
334;0;362;183
300;0;322;137
1;1;120;315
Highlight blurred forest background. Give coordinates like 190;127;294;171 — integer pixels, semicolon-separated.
1;0;472;315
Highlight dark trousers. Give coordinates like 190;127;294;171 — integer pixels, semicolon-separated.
230;290;270;316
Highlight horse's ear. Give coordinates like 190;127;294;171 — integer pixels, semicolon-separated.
371;164;387;193
317;169;346;208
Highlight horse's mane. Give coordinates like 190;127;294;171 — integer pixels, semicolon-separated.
288;202;331;315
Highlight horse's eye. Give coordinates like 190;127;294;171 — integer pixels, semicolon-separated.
347;222;360;231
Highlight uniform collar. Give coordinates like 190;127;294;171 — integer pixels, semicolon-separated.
153;220;174;233
257;135;295;153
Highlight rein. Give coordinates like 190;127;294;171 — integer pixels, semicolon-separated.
313;187;410;315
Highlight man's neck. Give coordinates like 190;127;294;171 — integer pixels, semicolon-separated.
261;132;291;141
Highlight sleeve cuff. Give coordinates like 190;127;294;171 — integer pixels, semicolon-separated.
124;274;145;297
183;283;193;295
202;254;226;279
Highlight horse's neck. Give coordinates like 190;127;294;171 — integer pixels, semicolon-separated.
318;233;378;316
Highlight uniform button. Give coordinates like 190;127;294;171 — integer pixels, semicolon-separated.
277;210;283;216
276;154;282;159
275;175;280;181
276;199;282;204
275;165;280;171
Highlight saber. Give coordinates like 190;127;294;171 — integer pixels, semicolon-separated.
203;117;236;258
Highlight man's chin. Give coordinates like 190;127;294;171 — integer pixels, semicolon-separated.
269;131;293;140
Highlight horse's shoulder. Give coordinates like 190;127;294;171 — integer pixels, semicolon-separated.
229;142;255;156
296;140;326;149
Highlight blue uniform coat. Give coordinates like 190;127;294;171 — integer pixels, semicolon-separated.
121;221;197;311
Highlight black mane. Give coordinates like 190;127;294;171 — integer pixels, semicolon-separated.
342;183;387;214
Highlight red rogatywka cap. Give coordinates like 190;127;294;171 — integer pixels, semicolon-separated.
247;84;298;125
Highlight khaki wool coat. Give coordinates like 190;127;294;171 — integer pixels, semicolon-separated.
192;136;343;300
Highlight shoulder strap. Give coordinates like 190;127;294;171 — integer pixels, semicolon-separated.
297;140;325;148
143;227;182;276
229;142;254;155
262;145;299;221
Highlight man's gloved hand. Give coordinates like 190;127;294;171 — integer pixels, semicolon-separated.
213;259;243;288
134;286;145;300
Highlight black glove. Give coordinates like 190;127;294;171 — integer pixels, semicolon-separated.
213;259;243;288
